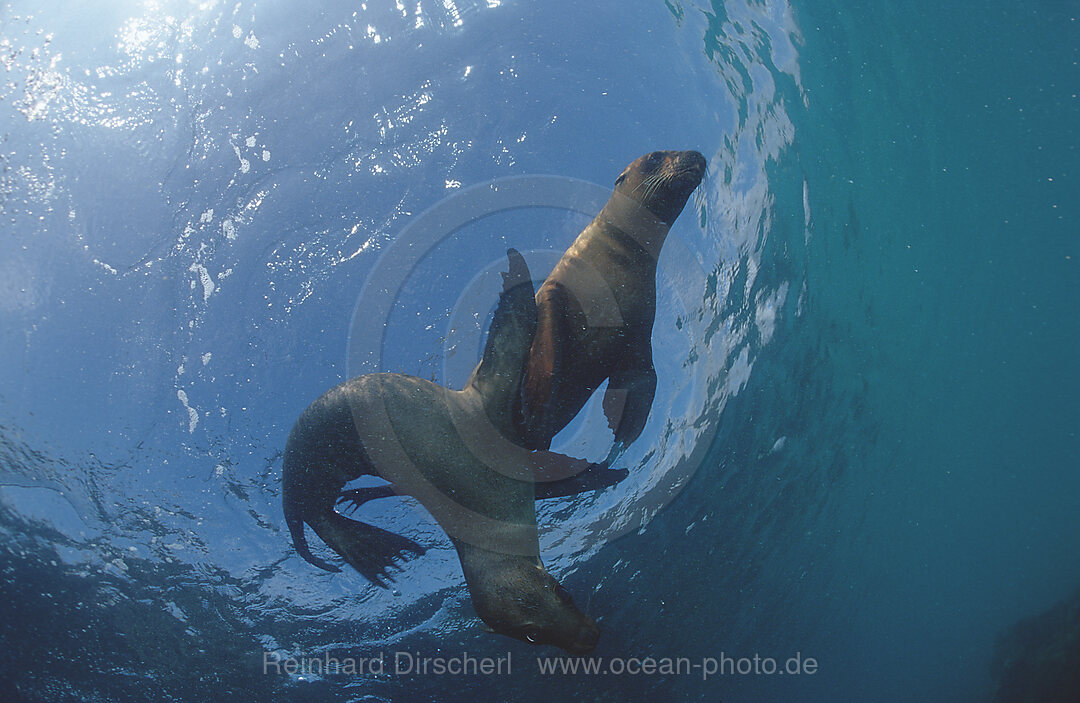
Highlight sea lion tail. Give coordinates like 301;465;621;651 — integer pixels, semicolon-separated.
282;452;342;573
285;506;341;573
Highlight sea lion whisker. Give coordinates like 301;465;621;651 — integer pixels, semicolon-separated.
634;174;656;200
642;172;670;202
633;172;663;197
649;175;670;200
637;176;655;201
672;165;705;182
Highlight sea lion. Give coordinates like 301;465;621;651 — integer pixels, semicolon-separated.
521;150;706;452
282;250;610;654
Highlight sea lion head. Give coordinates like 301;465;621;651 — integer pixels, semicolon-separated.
468;557;600;654
614;149;706;225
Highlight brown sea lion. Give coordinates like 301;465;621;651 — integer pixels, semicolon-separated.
521;150;707;452
282;250;613;654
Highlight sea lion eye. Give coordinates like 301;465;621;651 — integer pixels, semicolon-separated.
614;173;627;186
524;629;541;644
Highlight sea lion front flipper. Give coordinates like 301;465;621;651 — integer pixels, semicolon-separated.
307;510;425;588
534;461;629;499
603;360;657;447
521;283;572;450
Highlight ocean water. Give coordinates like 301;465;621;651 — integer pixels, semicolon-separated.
1;1;1077;701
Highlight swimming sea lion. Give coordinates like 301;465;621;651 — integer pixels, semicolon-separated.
521;150;706;452
282;250;607;654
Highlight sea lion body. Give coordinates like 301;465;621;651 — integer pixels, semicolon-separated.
282;250;605;654
522;150;706;451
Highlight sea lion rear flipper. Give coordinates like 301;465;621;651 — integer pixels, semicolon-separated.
522;284;572;450
336;485;397;514
528;449;592;483
534;460;629;499
307;510;425;588
603;360;657;447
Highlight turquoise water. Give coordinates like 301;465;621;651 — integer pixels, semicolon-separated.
1;1;1077;701
799;3;1079;699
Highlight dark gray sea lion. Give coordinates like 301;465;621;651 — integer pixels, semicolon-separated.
521;150;706;452
282;250;609;654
